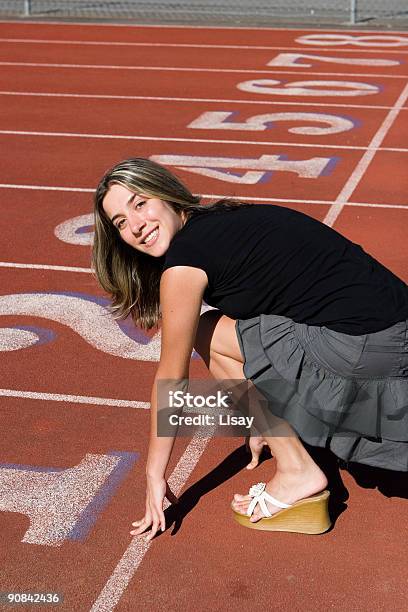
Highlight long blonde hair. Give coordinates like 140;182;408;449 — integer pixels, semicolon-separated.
93;158;246;329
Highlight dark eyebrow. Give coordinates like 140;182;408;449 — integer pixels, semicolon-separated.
110;193;137;224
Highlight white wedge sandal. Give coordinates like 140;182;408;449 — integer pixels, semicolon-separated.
232;482;331;534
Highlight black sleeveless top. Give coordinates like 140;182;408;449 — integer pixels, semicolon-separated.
163;204;408;335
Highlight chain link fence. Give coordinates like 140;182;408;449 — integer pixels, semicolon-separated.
0;1;407;26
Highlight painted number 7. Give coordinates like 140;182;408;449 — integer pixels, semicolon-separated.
267;53;400;67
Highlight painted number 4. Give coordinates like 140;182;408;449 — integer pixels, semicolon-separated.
150;154;336;184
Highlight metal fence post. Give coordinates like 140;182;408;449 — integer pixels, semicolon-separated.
24;0;32;16
350;0;357;24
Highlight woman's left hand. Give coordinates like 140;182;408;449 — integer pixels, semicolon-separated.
130;477;178;540
245;435;269;469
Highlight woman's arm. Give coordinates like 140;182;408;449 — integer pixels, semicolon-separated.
131;265;208;539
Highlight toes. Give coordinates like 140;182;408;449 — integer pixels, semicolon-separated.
234;493;251;501
233;498;249;507
232;500;248;511
231;498;251;514
250;509;262;523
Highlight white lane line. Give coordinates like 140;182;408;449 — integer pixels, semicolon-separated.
324;82;408;227
2;21;408;33
0;388;238;416
1;128;407;152
0;261;92;273
0;186;407;209
0;38;407;53
0;183;93;192
90;431;214;612
203;198;408;208
0;388;149;409
0;61;404;79
0;90;399;110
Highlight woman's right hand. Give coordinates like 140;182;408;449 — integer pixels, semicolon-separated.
245;435;269;469
130;476;179;540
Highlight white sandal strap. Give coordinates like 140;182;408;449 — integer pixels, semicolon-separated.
263;491;292;509
258;495;273;517
247;495;266;517
246;482;292;518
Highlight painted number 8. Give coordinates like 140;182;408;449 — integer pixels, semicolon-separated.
296;33;408;47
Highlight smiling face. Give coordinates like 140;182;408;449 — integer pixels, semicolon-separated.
102;183;185;257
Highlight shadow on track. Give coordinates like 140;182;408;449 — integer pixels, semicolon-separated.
344;461;408;499
161;441;352;537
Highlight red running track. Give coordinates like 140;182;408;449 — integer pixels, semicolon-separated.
0;20;408;612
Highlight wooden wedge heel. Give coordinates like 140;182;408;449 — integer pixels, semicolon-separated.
232;482;331;534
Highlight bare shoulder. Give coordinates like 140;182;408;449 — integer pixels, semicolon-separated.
160;266;208;298
160;266;208;333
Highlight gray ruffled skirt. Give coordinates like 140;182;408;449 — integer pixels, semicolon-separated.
236;315;408;471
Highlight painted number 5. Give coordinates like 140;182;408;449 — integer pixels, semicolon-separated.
188;111;355;135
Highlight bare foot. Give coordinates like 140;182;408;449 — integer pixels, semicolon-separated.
231;464;328;522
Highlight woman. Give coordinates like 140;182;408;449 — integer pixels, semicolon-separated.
93;158;408;539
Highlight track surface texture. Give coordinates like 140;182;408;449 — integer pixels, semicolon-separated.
1;20;408;612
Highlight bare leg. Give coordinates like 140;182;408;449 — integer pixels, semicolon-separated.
194;311;328;522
